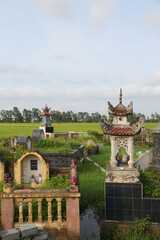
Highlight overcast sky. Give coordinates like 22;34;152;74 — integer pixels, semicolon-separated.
0;0;160;117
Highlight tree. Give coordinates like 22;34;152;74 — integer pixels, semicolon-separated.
23;109;32;122
0;110;13;122
51;110;61;122
13;107;23;123
91;112;101;122
32;108;41;122
128;112;146;125
61;112;67;122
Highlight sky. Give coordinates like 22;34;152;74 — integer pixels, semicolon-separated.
0;0;160;117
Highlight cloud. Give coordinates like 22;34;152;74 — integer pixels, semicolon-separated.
143;70;160;86
123;82;160;97
33;0;74;18
61;87;117;101
144;7;160;32
0;86;46;100
0;64;39;75
89;0;116;27
50;54;79;63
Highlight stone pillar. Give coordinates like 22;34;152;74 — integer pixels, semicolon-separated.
56;198;62;223
0;161;4;181
17;198;24;225
110;136;118;167
37;199;42;223
47;198;52;224
128;136;134;168
66;198;80;238
28;199;33;223
1;198;14;230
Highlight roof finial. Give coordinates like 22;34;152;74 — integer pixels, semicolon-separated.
119;88;122;104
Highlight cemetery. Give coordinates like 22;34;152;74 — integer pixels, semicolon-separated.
0;92;160;240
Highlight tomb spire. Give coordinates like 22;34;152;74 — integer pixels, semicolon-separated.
119;88;122;104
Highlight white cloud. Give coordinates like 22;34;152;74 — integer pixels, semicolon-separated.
62;86;117;101
89;0;116;27
123;82;160;97
143;70;160;86
0;86;46;100
33;0;74;18
144;7;160;32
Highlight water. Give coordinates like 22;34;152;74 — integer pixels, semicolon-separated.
80;208;100;240
45;207;101;240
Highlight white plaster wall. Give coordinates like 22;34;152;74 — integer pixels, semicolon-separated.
27;139;31;149
135;151;152;170
22;155;42;183
113;116;129;125
39;126;54;139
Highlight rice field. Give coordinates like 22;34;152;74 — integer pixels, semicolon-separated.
0;122;102;140
0;122;158;140
144;122;159;130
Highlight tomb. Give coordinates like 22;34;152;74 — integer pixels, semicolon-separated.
100;88;144;183
32;129;45;144
99;89;160;222
33;104;86;142
149;123;160;171
11;136;31;149
14;150;49;185
39;104;54;139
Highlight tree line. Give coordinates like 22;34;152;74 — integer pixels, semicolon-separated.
0;107;105;123
0;107;159;123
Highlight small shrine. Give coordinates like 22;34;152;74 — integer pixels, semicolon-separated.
100;89;144;183
39;104;54;139
41;104;52;126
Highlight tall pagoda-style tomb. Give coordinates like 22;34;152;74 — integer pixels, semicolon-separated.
100;90;160;223
39;104;54;139
100;89;144;183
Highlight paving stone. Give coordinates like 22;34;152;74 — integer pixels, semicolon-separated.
0;229;20;240
18;224;38;238
21;237;31;240
31;230;48;240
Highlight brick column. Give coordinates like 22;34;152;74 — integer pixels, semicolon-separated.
1;198;14;230
66;197;80;238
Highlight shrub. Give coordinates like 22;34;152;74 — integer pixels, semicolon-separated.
139;168;160;197
87;130;99;137
38;174;69;190
33;138;80;153
101;217;157;240
0;181;4;193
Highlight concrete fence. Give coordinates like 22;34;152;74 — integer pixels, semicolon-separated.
1;166;80;239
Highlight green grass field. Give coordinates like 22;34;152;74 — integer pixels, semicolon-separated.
144;122;159;130
0;122;103;140
0;122;158;140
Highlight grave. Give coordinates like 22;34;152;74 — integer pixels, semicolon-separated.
39;104;54;139
149;123;160;172
100;89;144;183
33;104;86;142
100;89;160;223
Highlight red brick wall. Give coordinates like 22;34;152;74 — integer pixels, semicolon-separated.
66;197;80;238
1;198;14;230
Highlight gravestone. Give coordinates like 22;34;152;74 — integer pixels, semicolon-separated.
100;89;154;222
149;123;160;171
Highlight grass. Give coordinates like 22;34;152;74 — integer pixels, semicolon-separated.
0;122;103;139
0;122;157;140
89;144;110;169
134;145;152;160
78;159;105;213
144;123;159;130
78;143;152;215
